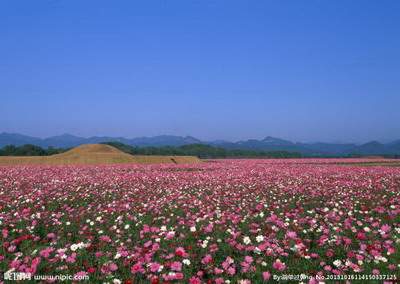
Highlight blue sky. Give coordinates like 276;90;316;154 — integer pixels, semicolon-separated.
1;0;399;143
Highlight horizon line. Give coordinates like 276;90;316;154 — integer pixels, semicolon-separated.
1;131;398;145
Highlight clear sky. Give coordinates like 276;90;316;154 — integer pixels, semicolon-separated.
1;0;399;143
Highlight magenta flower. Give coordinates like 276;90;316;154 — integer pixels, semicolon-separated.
189;276;202;284
272;259;286;271
286;231;297;239
201;254;212;265
171;261;182;272
262;271;271;281
131;262;145;274
149;262;161;273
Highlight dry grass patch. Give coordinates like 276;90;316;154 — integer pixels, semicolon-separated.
0;144;201;165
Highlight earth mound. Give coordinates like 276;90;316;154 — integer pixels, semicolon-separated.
0;144;201;165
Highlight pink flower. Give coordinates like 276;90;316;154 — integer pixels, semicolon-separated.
131;262;145;274
189;277;201;284
109;262;118;271
165;231;175;239
356;231;366;240
99;235;112;243
149;262;161;273
2;229;9;239
286;231;297;239
170;261;182;271
201;254;212;265
66;253;76;263
272;259;286;271
381;224;391;233
263;271;271;281
175;247;188;257
163;272;184;281
7;245;16;253
47;233;56;239
227;266;236;275
222;256;234;270
10;259;21;269
39;247;54;258
244;256;253;263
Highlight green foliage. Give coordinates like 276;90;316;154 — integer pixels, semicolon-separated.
103;142;302;158
0;144;67;156
0;142;302;158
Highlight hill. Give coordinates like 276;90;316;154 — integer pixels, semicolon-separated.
0;144;200;165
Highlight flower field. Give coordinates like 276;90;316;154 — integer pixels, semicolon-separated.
0;159;399;283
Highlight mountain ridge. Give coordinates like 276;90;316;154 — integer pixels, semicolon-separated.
1;132;399;156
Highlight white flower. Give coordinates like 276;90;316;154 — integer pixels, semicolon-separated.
113;280;121;284
243;236;251;245
256;235;264;243
333;260;342;267
190;226;196;232
201;240;208;248
114;253;121;259
182;259;191;265
70;242;86;252
363;227;371;232
66;222;71;226
70;244;79;251
124;224;130;230
160;226;167;232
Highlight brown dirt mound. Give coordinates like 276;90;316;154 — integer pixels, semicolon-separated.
59;144;123;155
0;144;201;165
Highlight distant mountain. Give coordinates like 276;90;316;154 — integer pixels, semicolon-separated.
130;135;202;147
1;132;400;156
0;133;43;147
213;136;301;153
42;134;86;148
349;141;393;155
262;136;294;146
298;142;357;156
388;140;400;152
0;133;203;148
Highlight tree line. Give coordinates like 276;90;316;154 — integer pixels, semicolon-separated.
0;142;302;158
0;144;67;156
103;142;302;158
